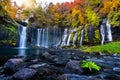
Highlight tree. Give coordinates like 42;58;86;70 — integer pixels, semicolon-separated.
0;0;17;19
86;7;101;27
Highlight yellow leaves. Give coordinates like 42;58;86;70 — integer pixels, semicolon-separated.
0;0;17;19
71;7;85;26
6;6;17;19
53;13;63;25
72;8;79;17
86;7;101;27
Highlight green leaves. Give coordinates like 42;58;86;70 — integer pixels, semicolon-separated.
81;60;101;71
108;10;120;26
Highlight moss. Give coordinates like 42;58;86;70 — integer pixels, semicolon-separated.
83;42;120;55
84;30;88;44
94;29;100;44
70;33;75;43
76;27;82;44
77;31;81;44
0;21;18;47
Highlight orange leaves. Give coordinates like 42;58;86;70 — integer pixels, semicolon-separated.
100;0;120;17
74;0;85;7
100;0;112;16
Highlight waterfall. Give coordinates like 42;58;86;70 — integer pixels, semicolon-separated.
19;26;27;48
100;25;105;45
45;28;49;48
106;20;112;42
73;32;78;46
36;29;42;46
100;19;112;45
42;29;45;47
61;28;68;46
67;29;72;46
27;27;63;48
80;30;84;46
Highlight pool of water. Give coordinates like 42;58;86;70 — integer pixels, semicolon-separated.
0;47;48;56
0;47;49;65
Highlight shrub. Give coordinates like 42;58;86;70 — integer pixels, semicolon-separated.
80;60;101;71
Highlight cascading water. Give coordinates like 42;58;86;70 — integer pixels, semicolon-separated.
42;29;45;47
36;29;42;46
18;26;27;56
100;25;105;45
106;20;112;41
73;32;78;46
67;29;72;46
61;28;68;46
80;30;84;46
45;28;49;48
100;19;112;45
19;26;27;48
29;27;62;48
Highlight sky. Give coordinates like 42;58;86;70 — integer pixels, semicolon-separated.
12;0;73;7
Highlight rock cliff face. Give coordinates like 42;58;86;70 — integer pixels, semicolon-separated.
0;7;18;47
112;27;120;41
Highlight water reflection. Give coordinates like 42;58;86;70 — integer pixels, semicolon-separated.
36;49;40;58
18;48;26;56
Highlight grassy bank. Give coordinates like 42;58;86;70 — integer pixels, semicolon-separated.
83;42;120;55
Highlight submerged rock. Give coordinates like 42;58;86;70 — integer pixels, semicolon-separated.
4;58;24;74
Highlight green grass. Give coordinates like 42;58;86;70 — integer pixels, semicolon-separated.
83;42;120;55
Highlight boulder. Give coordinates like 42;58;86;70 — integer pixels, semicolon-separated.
113;67;120;73
4;58;24;73
104;74;120;80
64;60;83;74
13;68;37;80
36;65;59;76
42;52;57;62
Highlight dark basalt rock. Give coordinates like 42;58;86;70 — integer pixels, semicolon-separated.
42;52;57;62
0;49;120;80
64;60;83;74
13;68;37;80
58;74;88;80
4;58;24;74
113;67;120;73
104;74;120;80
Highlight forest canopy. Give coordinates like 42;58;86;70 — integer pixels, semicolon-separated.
0;0;120;27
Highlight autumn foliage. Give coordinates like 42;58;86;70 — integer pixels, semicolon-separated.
0;0;120;27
